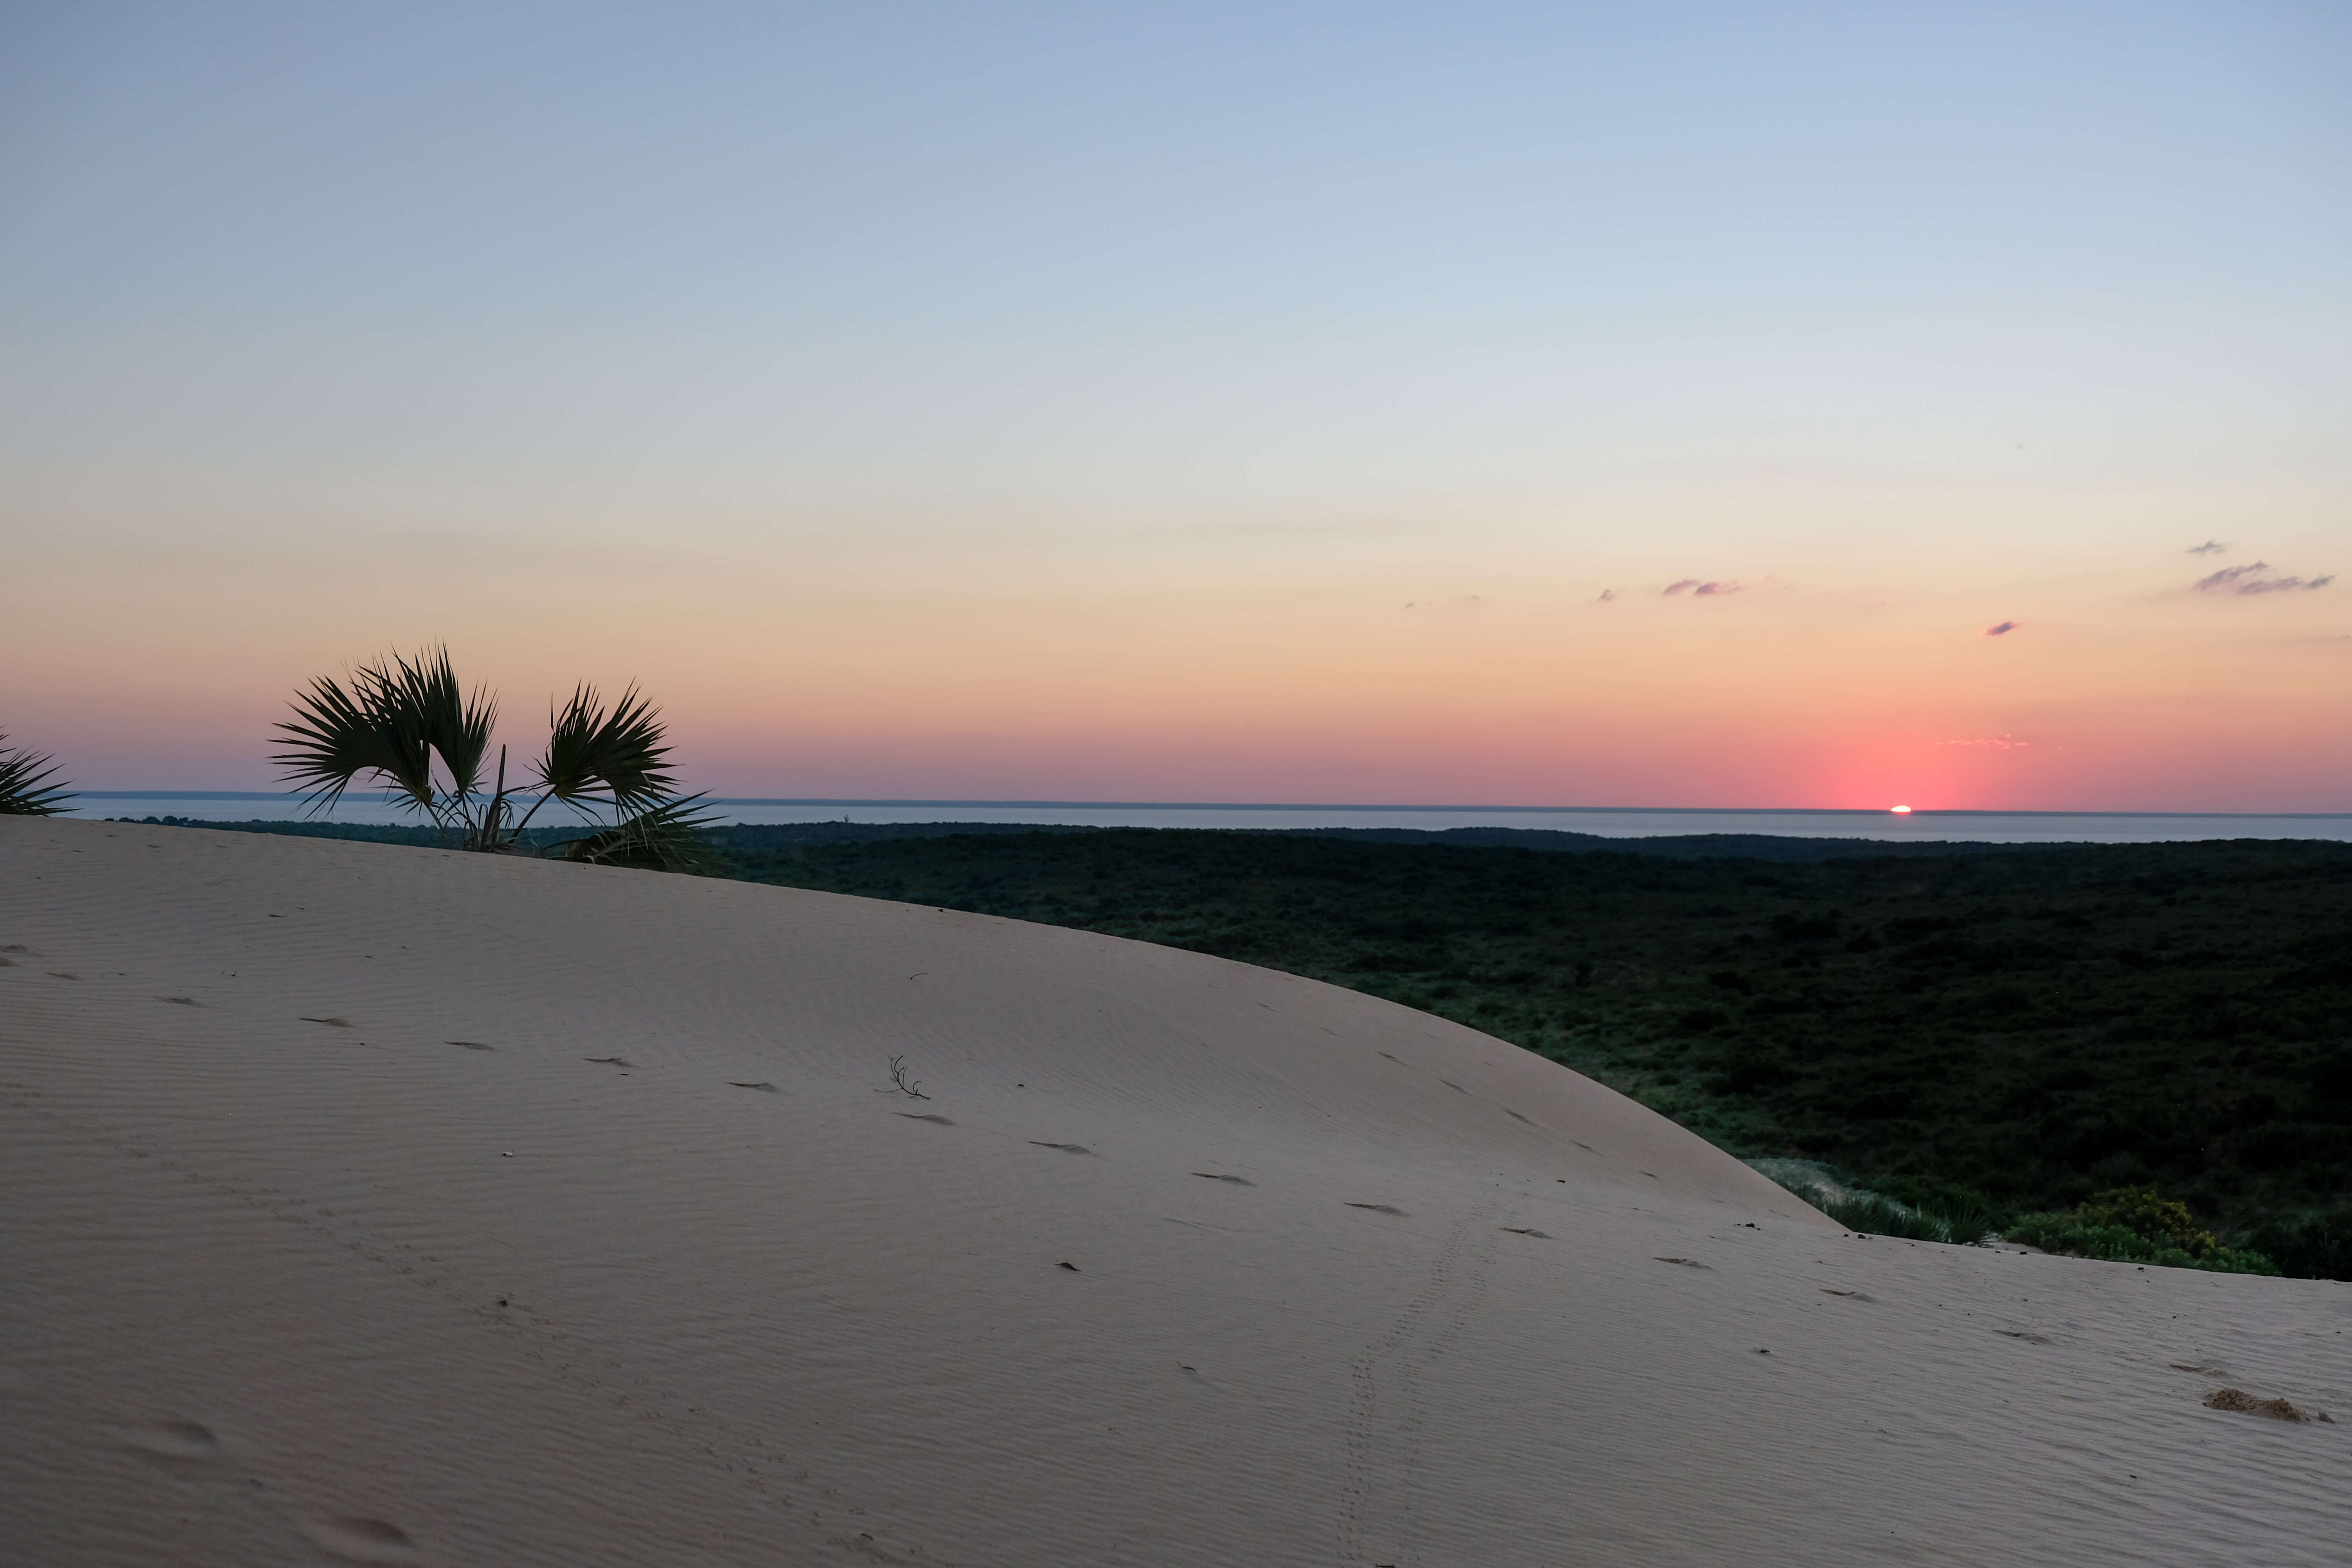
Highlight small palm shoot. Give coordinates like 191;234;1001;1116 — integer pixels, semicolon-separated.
0;730;74;816
274;648;717;869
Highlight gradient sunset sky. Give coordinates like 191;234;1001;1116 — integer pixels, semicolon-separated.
4;2;2346;809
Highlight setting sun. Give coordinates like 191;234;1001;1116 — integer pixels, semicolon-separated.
1890;805;1914;814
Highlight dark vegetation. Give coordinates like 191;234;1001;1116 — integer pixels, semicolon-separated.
272;647;714;870
123;816;2352;1279
0;728;73;815
714;826;2352;1280
2003;1186;2280;1275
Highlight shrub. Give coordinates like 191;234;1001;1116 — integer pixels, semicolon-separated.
2005;1187;2279;1275
2239;1210;2350;1283
273;646;714;870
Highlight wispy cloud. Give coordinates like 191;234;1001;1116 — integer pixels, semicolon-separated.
2186;539;2229;555
1937;735;2032;750
1984;620;2020;637
1180;517;1426;539
1595;588;1619;603
1663;579;1743;597
2192;562;2335;595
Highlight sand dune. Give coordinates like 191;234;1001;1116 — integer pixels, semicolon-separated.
2;817;2344;1566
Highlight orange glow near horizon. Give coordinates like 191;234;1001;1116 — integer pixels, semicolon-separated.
9;535;2348;811
3;9;2348;814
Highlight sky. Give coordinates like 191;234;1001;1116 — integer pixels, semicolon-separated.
2;1;2347;809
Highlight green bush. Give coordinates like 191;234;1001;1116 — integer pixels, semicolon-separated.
2070;1186;2217;1255
2005;1188;2279;1275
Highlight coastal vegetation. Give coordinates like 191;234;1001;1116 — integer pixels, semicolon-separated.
2002;1185;2280;1274
0;728;73;815
271;648;713;871
708;826;2351;1280
107;815;2352;1279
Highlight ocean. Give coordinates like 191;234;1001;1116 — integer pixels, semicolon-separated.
63;793;2352;844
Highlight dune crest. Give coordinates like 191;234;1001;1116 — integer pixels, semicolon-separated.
3;818;2344;1566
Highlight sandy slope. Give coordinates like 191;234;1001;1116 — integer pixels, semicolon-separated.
1;818;2344;1566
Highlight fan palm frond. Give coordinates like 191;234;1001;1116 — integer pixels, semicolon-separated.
552;794;720;873
273;667;436;815
534;684;679;815
390;646;494;801
275;648;708;870
0;730;74;816
272;647;491;820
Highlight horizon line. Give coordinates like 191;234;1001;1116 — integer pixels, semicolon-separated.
63;792;2352;820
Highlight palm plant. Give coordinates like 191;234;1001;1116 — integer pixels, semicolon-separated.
273;647;717;870
0;729;74;816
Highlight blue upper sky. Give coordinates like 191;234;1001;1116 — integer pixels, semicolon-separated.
3;3;2347;807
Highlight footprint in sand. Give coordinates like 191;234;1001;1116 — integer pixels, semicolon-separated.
118;1419;221;1459
1653;1257;1710;1269
1820;1289;1876;1301
446;1040;495;1052
1029;1141;1091;1154
158;996;201;1006
1192;1172;1255;1185
897;1112;954;1125
583;1056;634;1067
301;1516;420;1563
1347;1203;1408;1216
300;1016;355;1028
728;1081;780;1093
1996;1329;2053;1345
1500;1227;1552;1239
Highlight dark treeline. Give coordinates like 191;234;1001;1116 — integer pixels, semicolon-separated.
715;827;2352;1279
124;815;2352;1278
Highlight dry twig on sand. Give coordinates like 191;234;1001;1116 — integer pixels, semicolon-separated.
878;1054;929;1099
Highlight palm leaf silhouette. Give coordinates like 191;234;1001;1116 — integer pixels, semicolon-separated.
553;794;722;873
274;648;711;871
273;648;492;823
0;730;73;816
534;685;678;815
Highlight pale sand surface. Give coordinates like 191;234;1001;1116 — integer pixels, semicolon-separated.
2;817;2344;1566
